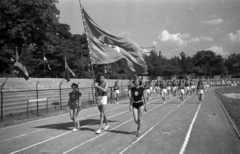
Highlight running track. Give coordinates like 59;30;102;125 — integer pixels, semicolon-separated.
0;88;240;154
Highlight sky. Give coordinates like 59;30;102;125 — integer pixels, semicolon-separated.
56;0;240;58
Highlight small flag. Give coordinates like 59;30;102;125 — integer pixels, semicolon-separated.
43;55;52;70
13;49;29;80
64;56;75;82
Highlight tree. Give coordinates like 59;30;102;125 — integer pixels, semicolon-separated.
192;50;224;76
0;0;60;54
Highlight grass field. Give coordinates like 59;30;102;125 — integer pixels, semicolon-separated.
215;87;240;134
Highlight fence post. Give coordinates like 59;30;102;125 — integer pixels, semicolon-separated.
121;82;123;98
91;85;95;104
59;80;63;110
36;82;39;115
110;87;113;98
1;91;3;121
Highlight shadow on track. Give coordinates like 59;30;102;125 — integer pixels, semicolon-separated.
34;119;118;130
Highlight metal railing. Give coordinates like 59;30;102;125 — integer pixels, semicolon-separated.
0;81;128;121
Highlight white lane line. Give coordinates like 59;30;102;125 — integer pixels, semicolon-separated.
62;97;177;154
179;102;202;154
119;98;189;154
0;103;129;142
0;97;134;131
1;95;160;142
9;98;162;154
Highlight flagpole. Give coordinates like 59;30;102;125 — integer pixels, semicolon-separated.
79;0;97;103
43;56;46;78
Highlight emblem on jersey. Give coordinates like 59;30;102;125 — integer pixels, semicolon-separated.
134;91;139;96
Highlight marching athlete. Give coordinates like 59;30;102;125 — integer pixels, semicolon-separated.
160;80;167;104
67;83;82;132
129;78;147;137
113;81;120;104
178;80;185;103
196;79;206;103
172;79;178;97
95;74;110;134
144;81;151;103
185;79;190;98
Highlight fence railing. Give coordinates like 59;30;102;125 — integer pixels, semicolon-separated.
0;82;128;121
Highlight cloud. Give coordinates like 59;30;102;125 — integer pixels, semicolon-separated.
158;30;188;47
201;36;214;42
202;18;223;25
206;46;229;57
157;30;200;48
152;41;157;46
188;37;200;43
227;30;240;43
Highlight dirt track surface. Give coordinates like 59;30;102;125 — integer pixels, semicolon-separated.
0;88;240;154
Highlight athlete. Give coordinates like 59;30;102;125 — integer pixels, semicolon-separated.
129;78;147;137
172;79;178;97
113;81;120;104
166;80;172;97
95;74;110;134
67;83;82;132
185;79;190;98
178;80;185;103
144;81;151;103
160;80;167;104
196;79;206;103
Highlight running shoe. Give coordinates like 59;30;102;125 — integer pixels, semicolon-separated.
72;128;78;132
116;102;118;104
104;124;110;130
95;129;101;134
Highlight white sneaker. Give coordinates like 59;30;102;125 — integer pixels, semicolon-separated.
72;128;78;132
104;125;110;130
163;101;166;104
116;102;118;104
95;129;101;134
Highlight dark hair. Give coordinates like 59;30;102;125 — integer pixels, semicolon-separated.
71;83;78;88
96;73;104;83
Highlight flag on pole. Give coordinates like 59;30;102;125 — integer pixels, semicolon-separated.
43;55;52;70
64;56;75;82
79;2;148;75
13;48;29;80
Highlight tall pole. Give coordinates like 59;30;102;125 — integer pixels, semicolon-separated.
0;76;9;121
79;0;97;103
43;58;46;78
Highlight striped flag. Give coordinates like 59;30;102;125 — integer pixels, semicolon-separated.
64;56;75;82
80;2;147;75
13;49;29;80
43;55;52;70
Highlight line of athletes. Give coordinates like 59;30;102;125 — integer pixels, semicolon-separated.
66;75;206;137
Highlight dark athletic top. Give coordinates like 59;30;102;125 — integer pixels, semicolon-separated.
97;81;107;96
69;91;82;106
178;82;185;89
197;84;204;90
160;81;167;89
114;85;119;90
131;87;144;102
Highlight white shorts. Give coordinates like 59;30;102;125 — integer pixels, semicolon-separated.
167;87;171;90
191;86;195;89
172;87;177;91
150;87;153;91
161;89;167;94
185;87;190;91
114;90;120;94
98;96;107;105
145;89;151;94
198;90;204;94
179;89;185;94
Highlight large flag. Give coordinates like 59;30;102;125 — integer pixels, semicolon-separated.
13;49;29;80
80;2;148;75
43;55;52;70
64;56;75;82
